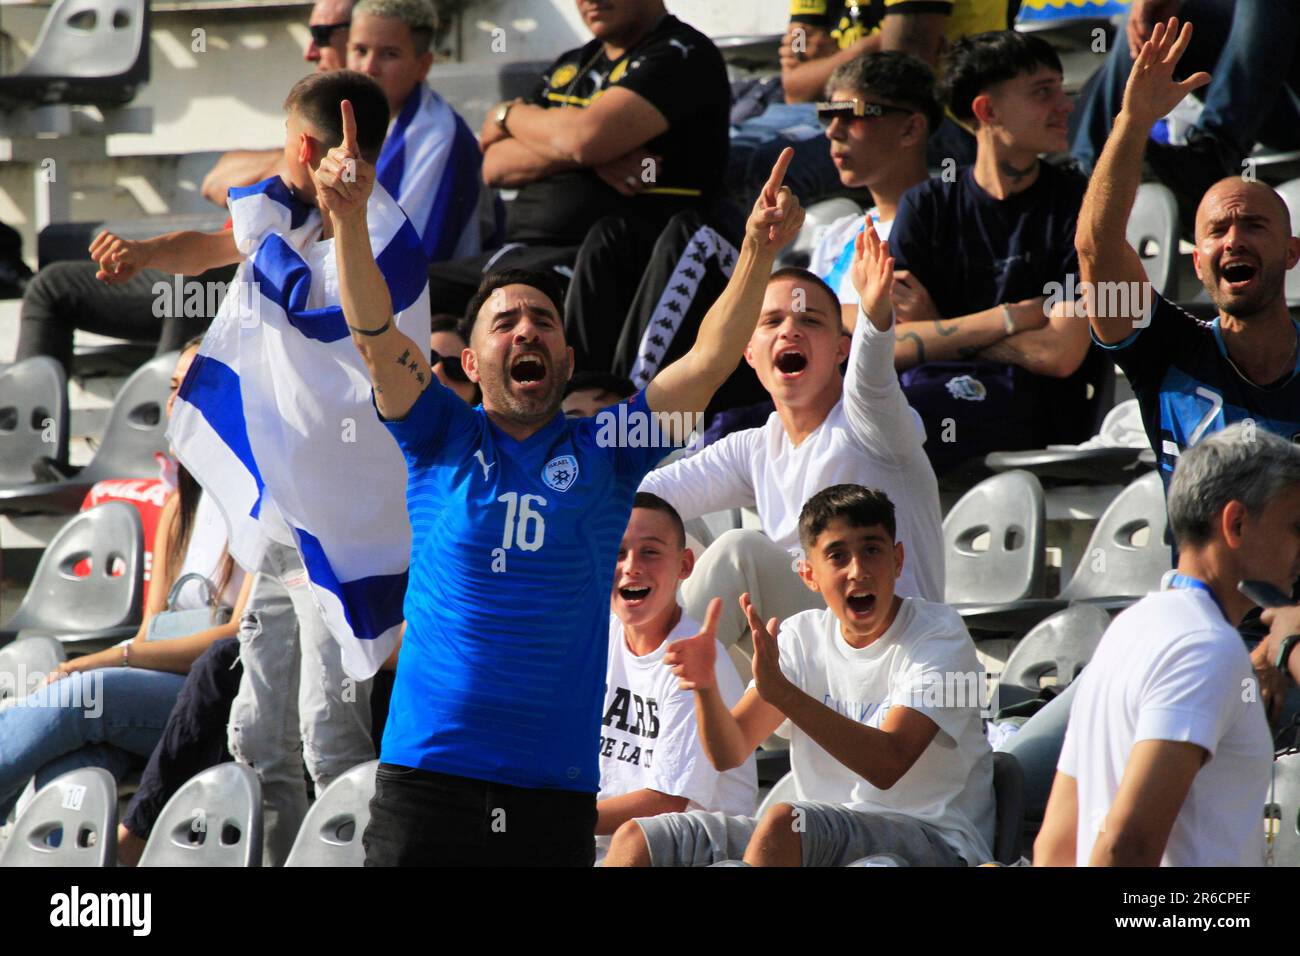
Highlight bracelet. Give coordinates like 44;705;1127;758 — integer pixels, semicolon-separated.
1001;304;1016;336
121;643;131;667
348;318;392;337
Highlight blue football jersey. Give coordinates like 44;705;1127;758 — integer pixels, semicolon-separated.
379;382;670;792
1097;294;1300;490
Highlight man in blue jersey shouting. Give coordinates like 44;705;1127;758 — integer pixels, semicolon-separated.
314;99;804;865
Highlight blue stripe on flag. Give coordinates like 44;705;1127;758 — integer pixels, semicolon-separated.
295;526;408;641
376;86;422;201
228;177;312;230
374;216;430;314
179;353;266;504
423;113;483;263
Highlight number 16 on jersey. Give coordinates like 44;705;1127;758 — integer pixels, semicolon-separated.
492;491;547;572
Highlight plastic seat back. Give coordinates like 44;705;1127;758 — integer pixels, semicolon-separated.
1000;605;1111;700
755;771;797;818
1267;754;1300;867
0;501;143;647
79;351;176;484
284;760;378;867
0;768;116;867
943;470;1047;605
1126;182;1179;297
1059;471;1170;603
0;357;67;483
1277;179;1300;305
138;764;262;867
1;0;150;108
0;635;67;705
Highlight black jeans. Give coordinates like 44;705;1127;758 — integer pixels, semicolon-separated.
14;260;235;374
363;764;597;867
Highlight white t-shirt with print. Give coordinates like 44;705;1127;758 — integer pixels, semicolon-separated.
767;599;995;864
1058;587;1272;867
808;209;893;306
598;613;757;816
640;308;944;602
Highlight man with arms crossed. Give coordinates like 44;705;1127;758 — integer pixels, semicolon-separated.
314;119;803;865
1034;423;1299;866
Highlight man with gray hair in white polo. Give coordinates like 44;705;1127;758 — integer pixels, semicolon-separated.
1034;422;1300;867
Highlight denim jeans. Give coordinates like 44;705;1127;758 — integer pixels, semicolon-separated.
363;764;598;867
227;540;374;866
0;666;185;819
1071;0;1300;172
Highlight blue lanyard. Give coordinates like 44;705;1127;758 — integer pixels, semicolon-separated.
823;213;876;296
1165;572;1229;622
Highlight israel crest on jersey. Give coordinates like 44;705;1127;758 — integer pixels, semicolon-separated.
543;455;579;492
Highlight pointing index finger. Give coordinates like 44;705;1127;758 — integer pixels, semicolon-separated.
340;98;358;153
762;147;794;207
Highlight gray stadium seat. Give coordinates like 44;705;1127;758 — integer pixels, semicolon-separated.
1266;754;1300;867
137;763;262;867
755;770;797;818
0;357;68;484
943;471;1064;635
991;751;1026;865
0;634;66;705
1056;471;1170;610
0;767;117;867
683;508;744;550
284;760;378;868
1127;181;1180;297
1277;178;1300;307
0;0;150;110
846;854;908;866
0;351;176;515
0;501;143;652
996;604;1112;711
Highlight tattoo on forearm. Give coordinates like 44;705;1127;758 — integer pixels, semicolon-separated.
898;330;926;366
349;318;392;337
394;347;426;387
934;317;958;337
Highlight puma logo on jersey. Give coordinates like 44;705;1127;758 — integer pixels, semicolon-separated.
473;450;495;481
668;39;693;59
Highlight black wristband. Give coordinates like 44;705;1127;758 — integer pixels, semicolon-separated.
348;318;392;337
1278;633;1300;673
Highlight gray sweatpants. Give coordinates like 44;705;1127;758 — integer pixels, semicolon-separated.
227;541;374;866
636;802;966;867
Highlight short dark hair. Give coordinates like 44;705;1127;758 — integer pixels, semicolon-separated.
826;51;943;138
798;484;897;552
461;268;566;342
633;492;686;549
430;313;463;337
564;371;637;400
942;30;1063;127
769;267;845;327
283;70;388;164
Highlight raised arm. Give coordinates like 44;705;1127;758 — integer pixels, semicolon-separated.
90;228;239;285
315;100;433;421
664;598;785;771
1077;18;1209;343
644;149;804;417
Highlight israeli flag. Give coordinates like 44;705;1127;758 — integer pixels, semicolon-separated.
170;176;430;679
377;83;483;264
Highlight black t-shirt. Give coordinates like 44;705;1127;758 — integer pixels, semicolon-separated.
889;161;1097;451
505;15;731;247
1098;294;1300;490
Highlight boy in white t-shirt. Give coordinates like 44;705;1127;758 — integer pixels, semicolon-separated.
596;494;757;840
1035;423;1300;867
604;482;994;867
805;52;937;330
641;197;943;649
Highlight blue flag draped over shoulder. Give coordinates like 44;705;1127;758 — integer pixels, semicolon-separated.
169;176;430;679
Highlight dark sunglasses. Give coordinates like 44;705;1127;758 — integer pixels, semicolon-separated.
309;21;350;46
431;349;469;383
816;99;915;128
